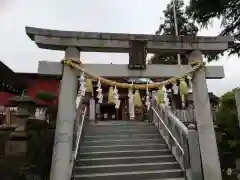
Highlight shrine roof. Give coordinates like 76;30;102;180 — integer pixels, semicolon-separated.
0;61;28;90
17;72;61;80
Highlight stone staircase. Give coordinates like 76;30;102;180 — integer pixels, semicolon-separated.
74;120;184;180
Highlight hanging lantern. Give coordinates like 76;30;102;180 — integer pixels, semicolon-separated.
179;78;189;107
108;86;115;104
133;90;142;107
156;86;165;105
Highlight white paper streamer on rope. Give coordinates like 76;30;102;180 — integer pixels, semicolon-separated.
96;79;103;103
113;85;118;97
172;83;179;95
187;75;192;89
145;82;151;111
115;99;121;109
113;85;120;109
128;86;135;119
163;86;170;106
79;72;86;96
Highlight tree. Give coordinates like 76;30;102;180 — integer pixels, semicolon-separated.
150;0;198;64
215;88;240;172
186;0;240;60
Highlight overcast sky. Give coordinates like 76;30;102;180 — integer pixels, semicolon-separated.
0;0;239;96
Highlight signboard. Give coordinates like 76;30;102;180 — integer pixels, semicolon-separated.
128;40;147;69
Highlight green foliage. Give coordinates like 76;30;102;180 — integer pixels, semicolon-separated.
36;91;57;102
186;0;240;60
216;88;240;156
150;0;198;65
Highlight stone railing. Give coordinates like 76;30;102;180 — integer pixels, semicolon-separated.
150;101;203;180
172;108;217;125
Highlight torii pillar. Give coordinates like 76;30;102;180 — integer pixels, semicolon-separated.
50;47;80;180
188;50;222;180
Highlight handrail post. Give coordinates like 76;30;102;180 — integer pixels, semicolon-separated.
187;123;203;180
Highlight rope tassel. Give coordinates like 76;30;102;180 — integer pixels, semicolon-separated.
179;78;189;107
86;78;93;93
179;78;188;96
156;87;165;105
108;86;115;104
133;90;142;107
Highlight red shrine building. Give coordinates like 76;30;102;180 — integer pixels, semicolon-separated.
0;61;60;125
0;61;60;107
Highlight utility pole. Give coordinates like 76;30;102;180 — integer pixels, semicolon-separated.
172;0;181;65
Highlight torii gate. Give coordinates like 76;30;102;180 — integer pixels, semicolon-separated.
25;26;233;180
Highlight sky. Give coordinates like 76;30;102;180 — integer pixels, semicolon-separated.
0;0;239;96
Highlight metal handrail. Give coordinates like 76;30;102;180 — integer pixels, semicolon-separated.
67;99;87;180
152;107;184;154
73;106;86;159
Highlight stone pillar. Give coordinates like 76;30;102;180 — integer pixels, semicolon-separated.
188;50;222;180
187;124;203;180
50;47;79;180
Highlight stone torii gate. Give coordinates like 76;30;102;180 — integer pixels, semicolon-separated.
25;26;233;180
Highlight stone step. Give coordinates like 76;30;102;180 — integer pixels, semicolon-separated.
83;138;164;146
74;169;184;180
84;133;161;141
76;162;181;174
80;143;168;153
84;129;159;136
75;120;184;180
85;124;156;131
147;178;185;180
77;155;176;166
90;121;149;126
79;149;171;159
